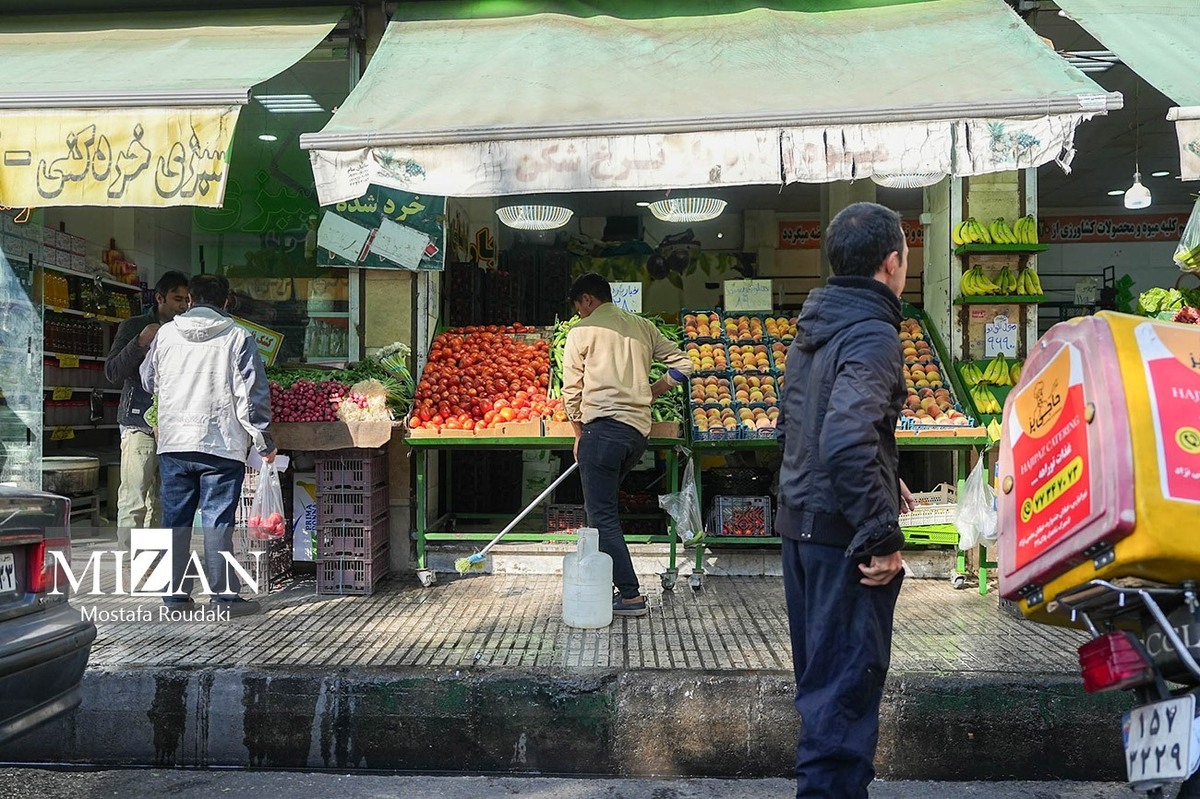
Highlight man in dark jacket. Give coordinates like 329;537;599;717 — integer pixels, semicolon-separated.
776;202;915;799
104;271;189;540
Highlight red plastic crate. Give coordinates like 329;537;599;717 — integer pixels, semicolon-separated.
318;482;390;526
709;496;773;537
317;548;389;596
315;448;387;492
317;518;388;559
547;504;587;533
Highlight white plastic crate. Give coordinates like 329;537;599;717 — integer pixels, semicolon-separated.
898;483;957;527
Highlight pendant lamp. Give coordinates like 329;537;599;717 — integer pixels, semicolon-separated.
496;205;574;230
648;197;726;223
1123;83;1152;210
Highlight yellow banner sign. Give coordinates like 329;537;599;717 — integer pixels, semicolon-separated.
0;106;239;208
232;316;284;367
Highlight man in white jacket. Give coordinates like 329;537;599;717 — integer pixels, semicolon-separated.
141;275;276;617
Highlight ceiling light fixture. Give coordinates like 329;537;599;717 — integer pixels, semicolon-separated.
1151;170;1171;177
1107;190;1125;196
648;197;726;223
496;205;573;230
256;93;325;114
258;133;278;142
1060;49;1120;74
870;172;946;189
1124;83;1152;210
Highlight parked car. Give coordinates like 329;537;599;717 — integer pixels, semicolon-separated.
0;485;96;745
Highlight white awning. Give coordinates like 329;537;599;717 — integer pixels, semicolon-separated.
1055;0;1200;181
301;0;1120;204
0;8;341;207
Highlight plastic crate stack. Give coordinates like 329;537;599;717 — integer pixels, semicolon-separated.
706;495;773;537
315;448;390;595
684;310;795;441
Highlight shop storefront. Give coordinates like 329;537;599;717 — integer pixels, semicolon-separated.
278;0;1124;589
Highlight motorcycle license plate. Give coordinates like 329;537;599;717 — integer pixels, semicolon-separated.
1123;694;1195;786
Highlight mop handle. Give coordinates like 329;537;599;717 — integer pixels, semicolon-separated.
478;460;580;557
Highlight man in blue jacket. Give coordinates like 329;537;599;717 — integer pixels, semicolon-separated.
777;202;915;798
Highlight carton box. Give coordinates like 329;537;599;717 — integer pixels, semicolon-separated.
649;421;683;439
272;421;393;451
544;420;575;438
292;472;318;562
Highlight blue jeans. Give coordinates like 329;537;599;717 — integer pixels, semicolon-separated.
577;418;647;599
782;537;903;799
159;452;246;601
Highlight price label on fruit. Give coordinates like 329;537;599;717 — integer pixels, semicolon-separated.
984;314;1018;357
57;353;80;368
611;282;643;313
50;426;75;441
52;386;74;400
725;279;773;312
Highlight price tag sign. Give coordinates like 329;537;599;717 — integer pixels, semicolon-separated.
50;426;75;441
611;282;643;313
52;386;74;400
725;279;773;312
231;316;284;366
984;313;1018;358
57;353;80;368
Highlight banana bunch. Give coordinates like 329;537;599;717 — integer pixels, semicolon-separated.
980;353;1013;386
953;215;1040;246
971;384;1003;415
960;361;985;387
953;218;992;246
1013;215;1039;244
962;266;1001;296
994;265;1019;294
1014;267;1044;296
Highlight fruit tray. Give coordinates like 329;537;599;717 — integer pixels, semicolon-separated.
769;340;790;374
727;343;773;373
691;402;779;441
685;340;729;373
690;375;735;408
708;495;773;537
682;310;725;342
763;315;797;343
899;316;974;428
720;313;770;344
897;483;957;528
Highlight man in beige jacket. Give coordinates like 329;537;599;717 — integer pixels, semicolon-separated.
561;273;692;617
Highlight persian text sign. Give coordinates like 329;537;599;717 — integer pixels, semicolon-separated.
232;316;283;367
1136;322;1200;503
1010;344;1094;570
0;107;238;208
779;218;925;250
1039;213;1189;244
611;282;643;313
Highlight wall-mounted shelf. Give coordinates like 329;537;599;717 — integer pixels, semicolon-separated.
953;244;1048;256
43;352;106;362
36;261;142;292
953;295;1046;305
44;306;127;324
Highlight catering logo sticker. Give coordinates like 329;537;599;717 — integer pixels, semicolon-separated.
1136;322;1200;504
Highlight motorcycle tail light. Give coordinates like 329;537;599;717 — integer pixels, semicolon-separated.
1078;631;1155;693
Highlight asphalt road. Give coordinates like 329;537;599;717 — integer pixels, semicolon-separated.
0;769;1162;799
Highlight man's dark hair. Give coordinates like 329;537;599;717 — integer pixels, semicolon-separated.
568;272;613;304
825;202;905;278
188;274;230;308
154;270;189;298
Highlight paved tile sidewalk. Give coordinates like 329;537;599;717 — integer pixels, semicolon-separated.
74;542;1088;674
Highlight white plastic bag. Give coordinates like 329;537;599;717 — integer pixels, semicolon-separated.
1174;197;1200;274
954;457;996;550
659;456;705;546
246;461;286;540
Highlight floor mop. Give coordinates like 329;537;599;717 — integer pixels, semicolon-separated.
454;461;581;575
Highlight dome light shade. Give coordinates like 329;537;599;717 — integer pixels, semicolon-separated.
648;197;726;223
1123;172;1151;209
870;172;946;189
496;205;573;230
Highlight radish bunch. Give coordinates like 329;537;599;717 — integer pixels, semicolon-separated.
270;379;348;423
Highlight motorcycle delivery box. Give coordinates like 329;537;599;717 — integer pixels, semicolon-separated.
997;311;1200;624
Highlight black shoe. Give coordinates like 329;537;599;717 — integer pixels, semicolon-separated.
162;596;195;608
613;595;649;617
211;597;262;617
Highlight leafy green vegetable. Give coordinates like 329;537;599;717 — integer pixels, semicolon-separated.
1137;287;1185;316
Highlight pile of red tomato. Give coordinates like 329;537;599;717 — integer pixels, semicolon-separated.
409;325;567;432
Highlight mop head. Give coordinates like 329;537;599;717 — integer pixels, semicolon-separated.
454;555;486;575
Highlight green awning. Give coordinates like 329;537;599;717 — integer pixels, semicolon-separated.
302;0;1121;203
0;9;341;207
1055;0;1200;181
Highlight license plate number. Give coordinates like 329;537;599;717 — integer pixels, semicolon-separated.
0;552;15;594
1124;695;1195;786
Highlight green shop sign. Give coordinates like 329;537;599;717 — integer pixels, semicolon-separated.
317;186;446;272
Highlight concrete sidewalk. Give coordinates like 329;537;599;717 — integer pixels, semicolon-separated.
2;544;1130;781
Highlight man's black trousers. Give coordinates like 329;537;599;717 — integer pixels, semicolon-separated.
782;536;903;799
577;417;647;600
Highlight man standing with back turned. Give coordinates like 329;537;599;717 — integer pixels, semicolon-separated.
776;202;915;798
141;275;276;617
561;273;692;617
